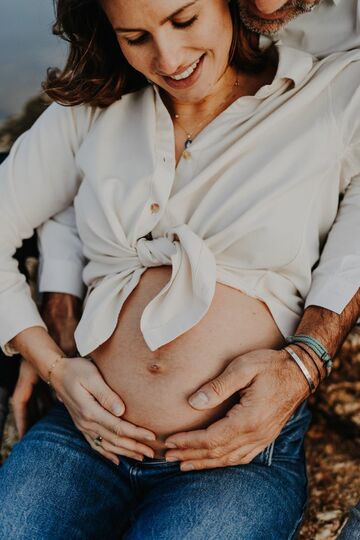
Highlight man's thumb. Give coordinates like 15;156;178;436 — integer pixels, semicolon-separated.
188;363;243;410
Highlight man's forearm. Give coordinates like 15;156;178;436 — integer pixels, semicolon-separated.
296;289;360;358
41;293;82;357
42;292;82;320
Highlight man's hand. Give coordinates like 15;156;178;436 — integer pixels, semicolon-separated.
11;359;52;438
41;292;82;356
164;295;360;471
165;349;309;471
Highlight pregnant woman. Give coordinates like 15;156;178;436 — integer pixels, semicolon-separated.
0;0;359;538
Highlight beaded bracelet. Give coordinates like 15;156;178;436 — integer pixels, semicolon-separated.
46;356;66;388
286;335;332;376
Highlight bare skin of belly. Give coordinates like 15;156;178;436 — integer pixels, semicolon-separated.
92;267;284;457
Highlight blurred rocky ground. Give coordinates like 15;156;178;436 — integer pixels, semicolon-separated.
0;93;50;152
299;331;360;539
0;97;359;539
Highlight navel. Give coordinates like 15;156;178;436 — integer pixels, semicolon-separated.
147;362;162;374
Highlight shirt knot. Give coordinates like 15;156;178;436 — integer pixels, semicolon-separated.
136;235;177;268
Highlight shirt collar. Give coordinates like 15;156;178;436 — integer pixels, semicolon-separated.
151;42;315;110
272;43;315;87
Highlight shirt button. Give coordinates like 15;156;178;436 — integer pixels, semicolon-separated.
150;203;160;214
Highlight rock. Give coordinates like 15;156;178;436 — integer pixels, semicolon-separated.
317;510;343;522
315;526;337;540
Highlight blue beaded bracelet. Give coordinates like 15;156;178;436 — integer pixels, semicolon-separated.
286;335;332;376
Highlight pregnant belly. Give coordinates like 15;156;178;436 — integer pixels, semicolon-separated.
91;267;284;456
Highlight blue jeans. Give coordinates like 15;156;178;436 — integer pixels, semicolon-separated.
338;503;360;539
0;401;311;540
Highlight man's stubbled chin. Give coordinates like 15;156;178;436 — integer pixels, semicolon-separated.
237;0;322;36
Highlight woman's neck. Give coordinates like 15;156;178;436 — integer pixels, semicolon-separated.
161;57;277;165
161;57;276;121
161;66;241;120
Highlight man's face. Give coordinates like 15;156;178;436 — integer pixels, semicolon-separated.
238;0;322;35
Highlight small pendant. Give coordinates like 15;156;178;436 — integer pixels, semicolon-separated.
184;138;192;149
182;149;191;160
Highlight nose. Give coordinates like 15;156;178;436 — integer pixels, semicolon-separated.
254;0;288;14
153;35;185;76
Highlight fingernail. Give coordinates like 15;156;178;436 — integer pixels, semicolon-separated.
145;434;156;441
165;442;177;449
166;456;179;462
181;463;194;472
112;458;120;466
112;404;124;416
189;391;209;408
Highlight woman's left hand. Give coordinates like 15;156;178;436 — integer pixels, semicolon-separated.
164;348;310;471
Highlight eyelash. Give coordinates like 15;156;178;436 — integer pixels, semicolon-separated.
125;15;198;46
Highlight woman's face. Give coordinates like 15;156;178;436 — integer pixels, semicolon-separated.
100;0;235;103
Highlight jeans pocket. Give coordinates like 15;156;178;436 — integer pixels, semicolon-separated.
253;440;276;467
271;401;312;463
252;401;311;467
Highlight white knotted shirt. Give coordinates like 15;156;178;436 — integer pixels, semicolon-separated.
1;46;360;356
37;0;360;306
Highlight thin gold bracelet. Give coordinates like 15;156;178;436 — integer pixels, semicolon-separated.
46;356;66;388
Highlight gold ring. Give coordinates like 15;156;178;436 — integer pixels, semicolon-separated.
94;435;103;447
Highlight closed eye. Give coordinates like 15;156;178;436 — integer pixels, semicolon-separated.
172;15;198;28
125;33;149;46
125;15;198;46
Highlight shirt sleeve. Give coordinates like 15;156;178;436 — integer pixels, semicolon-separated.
305;174;360;312
0;102;91;355
37;206;86;299
305;55;360;313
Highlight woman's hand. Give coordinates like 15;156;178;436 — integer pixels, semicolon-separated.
51;356;156;465
164;348;310;471
12;292;81;437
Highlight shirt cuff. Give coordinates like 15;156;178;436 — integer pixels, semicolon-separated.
305;274;360;314
0;293;47;356
38;259;85;299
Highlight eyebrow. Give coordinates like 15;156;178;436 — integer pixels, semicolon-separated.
114;1;198;33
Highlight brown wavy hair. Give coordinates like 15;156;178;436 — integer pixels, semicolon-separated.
44;0;266;108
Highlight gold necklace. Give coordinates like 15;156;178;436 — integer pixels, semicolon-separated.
173;79;241;152
174;112;216;150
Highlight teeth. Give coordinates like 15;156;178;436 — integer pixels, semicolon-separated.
170;59;200;81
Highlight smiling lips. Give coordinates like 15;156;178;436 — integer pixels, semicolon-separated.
169;57;201;80
162;54;204;89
